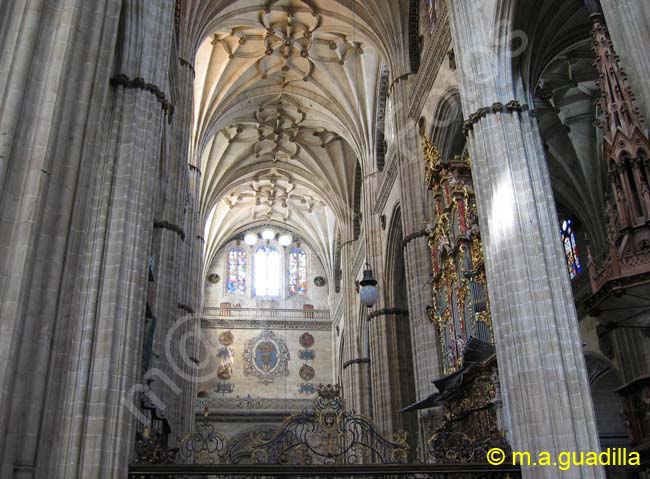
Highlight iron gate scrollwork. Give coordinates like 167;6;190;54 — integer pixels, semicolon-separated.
249;384;409;464
178;420;230;464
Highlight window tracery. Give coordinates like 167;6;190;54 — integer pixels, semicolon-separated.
561;219;581;279
226;247;247;294
289;248;307;296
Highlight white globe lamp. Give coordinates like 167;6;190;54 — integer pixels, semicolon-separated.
278;234;292;247
244;232;258;246
261;228;275;241
359;263;378;308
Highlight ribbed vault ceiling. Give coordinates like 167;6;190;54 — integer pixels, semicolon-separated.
193;0;396;274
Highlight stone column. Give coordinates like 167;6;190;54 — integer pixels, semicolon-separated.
0;1;121;478
391;79;443;448
53;2;175;478
340;236;369;417
146;40;197;446
181;160;203;437
600;0;650;120
448;1;603;477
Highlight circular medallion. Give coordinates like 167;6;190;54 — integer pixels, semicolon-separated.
314;276;326;287
219;330;234;346
299;332;315;348
208;273;220;284
299;364;315;381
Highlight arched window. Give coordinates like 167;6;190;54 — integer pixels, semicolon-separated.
226;247;247;294
561;219;581;279
289;248;307;296
427;0;436;33
254;246;281;297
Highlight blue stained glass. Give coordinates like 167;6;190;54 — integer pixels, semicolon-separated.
289;248;307;296
560;220;581;279
226;247;247;294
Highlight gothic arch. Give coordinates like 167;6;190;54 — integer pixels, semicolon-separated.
496;0;608;256
383;205;417;447
384;205;406;308
429;89;466;163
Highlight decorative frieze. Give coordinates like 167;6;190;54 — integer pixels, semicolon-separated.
110;74;174;116
177;302;195;314
373;159;398;215
201;318;332;331
154;219;186;241
178;57;195;77
368;308;409;319
408;3;451;119
462;101;530;135
195;397;313;411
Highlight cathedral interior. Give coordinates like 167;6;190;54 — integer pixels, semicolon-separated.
1;0;650;478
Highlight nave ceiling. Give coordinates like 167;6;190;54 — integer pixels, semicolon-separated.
190;0;403;276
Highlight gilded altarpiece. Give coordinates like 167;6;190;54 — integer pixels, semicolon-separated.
423;138;493;374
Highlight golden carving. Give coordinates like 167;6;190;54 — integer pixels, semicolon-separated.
422;136;493;375
471;235;484;269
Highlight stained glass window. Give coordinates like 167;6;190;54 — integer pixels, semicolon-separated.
289;248;307;296
254;245;281;297
226;247;247;294
428;0;436;33
561;219;581;279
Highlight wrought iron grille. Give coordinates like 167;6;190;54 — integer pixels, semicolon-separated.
129;385;521;478
128;463;521;478
249;384;408;464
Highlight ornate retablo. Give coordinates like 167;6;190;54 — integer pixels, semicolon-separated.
422;136;493;375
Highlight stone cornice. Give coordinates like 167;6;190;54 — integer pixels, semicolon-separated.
177;302;195;314
110;74;174;116
373;159;399;215
368;308;409;319
153;219;186;241
402;229;428;248
342;357;370;369
408;5;452;120
462;101;531;135
201;318;332;331
195;397;313;412
178;57;195;77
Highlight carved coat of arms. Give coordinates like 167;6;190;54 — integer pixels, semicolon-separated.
243;330;290;384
